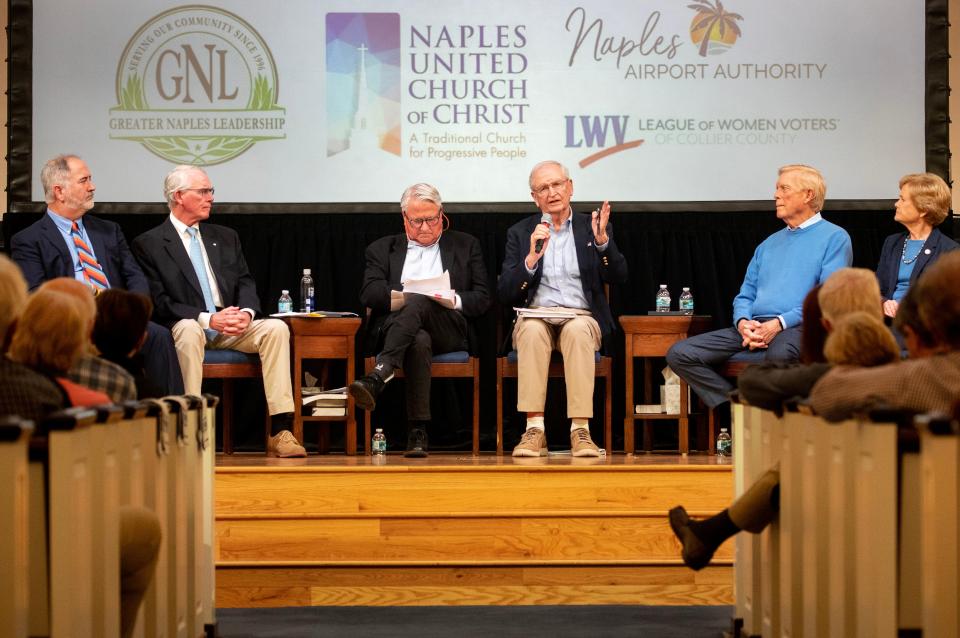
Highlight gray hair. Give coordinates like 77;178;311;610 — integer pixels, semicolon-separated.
164;165;208;208
528;160;570;190
400;183;442;213
40;154;81;204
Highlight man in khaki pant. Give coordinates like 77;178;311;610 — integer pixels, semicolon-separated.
498;160;628;457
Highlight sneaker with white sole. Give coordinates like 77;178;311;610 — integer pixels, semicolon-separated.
268;430;307;458
512;428;547;457
570;428;601;457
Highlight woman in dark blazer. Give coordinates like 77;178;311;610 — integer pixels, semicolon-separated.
876;172;959;318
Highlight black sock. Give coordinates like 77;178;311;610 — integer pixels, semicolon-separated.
270;411;293;436
687;510;740;551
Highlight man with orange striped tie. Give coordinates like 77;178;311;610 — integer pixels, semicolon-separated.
10;154;183;396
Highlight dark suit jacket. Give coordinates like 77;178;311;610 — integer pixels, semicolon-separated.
875;227;959;302
358;230;491;354
10;212;150;293
497;212;628;339
131;219;262;329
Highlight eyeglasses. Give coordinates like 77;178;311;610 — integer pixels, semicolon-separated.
532;179;569;196
182;188;215;197
404;212;442;228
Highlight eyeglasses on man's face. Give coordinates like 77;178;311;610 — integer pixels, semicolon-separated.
532;179;569;197
182;187;215;198
404;211;443;228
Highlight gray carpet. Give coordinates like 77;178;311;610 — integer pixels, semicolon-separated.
216;605;733;637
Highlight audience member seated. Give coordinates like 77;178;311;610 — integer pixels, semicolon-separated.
669;309;899;570
811;250;960;420
8;286;111;407
0;254;66;421
93;288;164;398
737;267;882;413
41;278;137;402
0;253;161;638
666;164;852;418
876;172;958;320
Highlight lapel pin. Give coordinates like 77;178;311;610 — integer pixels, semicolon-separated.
924;248;931;255
212;242;217;246
587;241;592;247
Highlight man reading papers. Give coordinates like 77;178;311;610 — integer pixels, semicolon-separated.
349;183;490;457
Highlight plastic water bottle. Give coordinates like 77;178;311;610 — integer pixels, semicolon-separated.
655;284;671;312
716;428;732;457
679;287;694;315
277;290;293;313
300;269;315;313
372;428;386;455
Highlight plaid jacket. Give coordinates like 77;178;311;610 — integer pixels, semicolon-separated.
0;357;66;423
68;354;137;403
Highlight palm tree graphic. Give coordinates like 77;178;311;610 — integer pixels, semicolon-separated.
689;0;743;57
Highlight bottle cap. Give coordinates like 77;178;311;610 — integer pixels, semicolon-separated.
282;289;289;294
682;287;690;291
720;427;728;432
659;284;667;288
375;428;383;433
303;268;311;275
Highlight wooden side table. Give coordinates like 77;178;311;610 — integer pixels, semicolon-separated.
620;315;712;454
284;317;361;455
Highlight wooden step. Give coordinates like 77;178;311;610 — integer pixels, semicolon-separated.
215;454;734;606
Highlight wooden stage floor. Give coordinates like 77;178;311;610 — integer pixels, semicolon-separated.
214;453;734;607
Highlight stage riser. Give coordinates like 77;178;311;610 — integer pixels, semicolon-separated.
217;517;733;563
215;460;733;606
216;566;733;607
216;468;732;515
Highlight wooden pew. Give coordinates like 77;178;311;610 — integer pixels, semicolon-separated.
117;400;164;638
199;394;219;637
730;394;763;638
0;416;34;638
28;407;98;637
91;404;125;638
916;413;959;638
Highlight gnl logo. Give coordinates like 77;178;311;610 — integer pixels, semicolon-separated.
109;5;285;165
564;116;643;168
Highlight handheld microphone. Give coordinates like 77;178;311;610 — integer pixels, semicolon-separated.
534;214;551;253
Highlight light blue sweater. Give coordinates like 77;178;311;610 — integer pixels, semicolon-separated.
732;219;852;329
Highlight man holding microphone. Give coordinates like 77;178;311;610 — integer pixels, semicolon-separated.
498;160;628;457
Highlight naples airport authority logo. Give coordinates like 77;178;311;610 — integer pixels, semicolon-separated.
325;13;401;157
109;5;285;165
689;0;743;57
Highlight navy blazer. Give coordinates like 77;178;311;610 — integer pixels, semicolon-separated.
131;219;262;329
10;212;150;293
497;211;628;339
875;227;959;301
359;230;491;353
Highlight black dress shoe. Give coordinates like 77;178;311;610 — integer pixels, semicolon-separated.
668;505;714;571
349;373;386;411
404;426;428;458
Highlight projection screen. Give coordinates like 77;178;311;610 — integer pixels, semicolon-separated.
21;0;933;205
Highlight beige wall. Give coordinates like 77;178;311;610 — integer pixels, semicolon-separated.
0;7;957;218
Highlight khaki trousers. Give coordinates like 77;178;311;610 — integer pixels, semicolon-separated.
512;311;601;417
172;318;295;415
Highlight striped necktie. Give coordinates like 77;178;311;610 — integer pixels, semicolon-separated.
70;222;110;291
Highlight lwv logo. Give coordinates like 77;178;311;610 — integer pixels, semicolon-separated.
564;115;643;168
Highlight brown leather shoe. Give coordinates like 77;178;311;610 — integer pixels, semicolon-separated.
570;428;601;457
512;428;547;457
267;430;307;458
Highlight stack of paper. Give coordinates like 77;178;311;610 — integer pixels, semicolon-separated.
302;387;348;417
391;271;456;310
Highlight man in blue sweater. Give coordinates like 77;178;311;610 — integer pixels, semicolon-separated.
666;164;852;411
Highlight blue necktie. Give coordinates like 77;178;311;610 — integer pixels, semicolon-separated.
186;227;218;338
